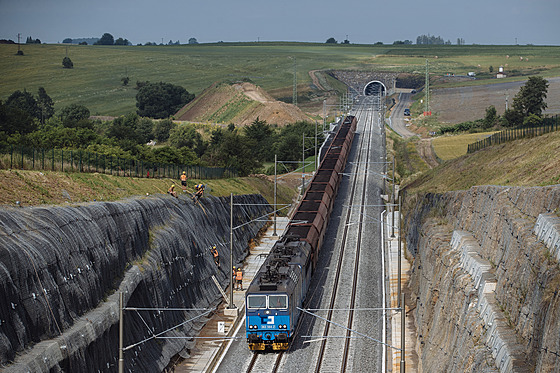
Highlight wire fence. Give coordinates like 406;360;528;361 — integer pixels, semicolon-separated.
467;115;560;154
0;145;237;180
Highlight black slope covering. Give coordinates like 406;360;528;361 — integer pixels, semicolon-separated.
0;194;271;372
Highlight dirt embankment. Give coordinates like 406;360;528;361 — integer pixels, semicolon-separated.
175;82;312;126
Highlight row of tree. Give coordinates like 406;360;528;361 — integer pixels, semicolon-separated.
325;36;464;45
1;88;321;176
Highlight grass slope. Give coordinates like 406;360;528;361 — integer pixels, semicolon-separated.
404;130;560;194
0;170;297;210
2;43;559;116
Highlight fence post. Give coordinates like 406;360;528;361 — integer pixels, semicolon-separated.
61;149;64;172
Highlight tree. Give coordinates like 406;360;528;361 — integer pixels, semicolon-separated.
121;76;130;86
136;81;195;119
62;56;73;68
106;113;141;143
489;65;494;73
59;104;90;127
152;118;175;142
0;100;36;135
168;125;206;156
523;113;542;127
136;117;154;144
188;38;198;44
512;76;549;118
63;38;73;44
95;33;114;45
212;131;261;176
502;108;523;127
482;105;497;129
244;117;276;161
114;37;129;46
5;90;39;119
37;87;55;123
326;37;337;44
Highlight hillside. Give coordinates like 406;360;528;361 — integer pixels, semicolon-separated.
174;82;313;125
0;170;298;209
402;129;560;193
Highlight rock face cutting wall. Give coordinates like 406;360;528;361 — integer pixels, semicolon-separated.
405;185;560;372
0;194;271;372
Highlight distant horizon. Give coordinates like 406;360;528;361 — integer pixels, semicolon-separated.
2;36;559;47
1;0;558;47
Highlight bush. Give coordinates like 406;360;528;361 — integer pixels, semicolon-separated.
62;56;73;69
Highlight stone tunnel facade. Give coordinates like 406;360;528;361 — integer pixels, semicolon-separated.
329;70;398;96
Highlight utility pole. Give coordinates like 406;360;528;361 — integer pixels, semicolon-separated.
401;291;406;373
118;292;124;373
323;99;327;132
424;59;430;115
398;195;402;307
273;154;277;236
301;133;305;194
315;121;318;171
229;193;234;309
391;157;395;237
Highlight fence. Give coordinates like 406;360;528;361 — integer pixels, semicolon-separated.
467;115;560;154
0;145;237;180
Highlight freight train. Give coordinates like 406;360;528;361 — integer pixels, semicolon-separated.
245;115;357;351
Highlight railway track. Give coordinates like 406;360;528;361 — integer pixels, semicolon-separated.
246;351;284;373
312;98;381;373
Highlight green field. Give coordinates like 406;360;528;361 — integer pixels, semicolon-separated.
2;42;560;116
432;132;498;160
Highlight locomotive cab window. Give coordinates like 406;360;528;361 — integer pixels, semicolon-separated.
269;295;288;309
247;295;267;309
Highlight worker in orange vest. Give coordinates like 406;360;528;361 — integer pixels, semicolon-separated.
235;267;243;291
210;245;220;267
180;171;188;191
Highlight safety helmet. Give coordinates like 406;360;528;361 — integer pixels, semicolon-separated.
183;171;186;174
171;185;175;188
213;245;216;249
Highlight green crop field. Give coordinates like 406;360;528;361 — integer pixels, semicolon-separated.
2;42;559;116
432;132;498;160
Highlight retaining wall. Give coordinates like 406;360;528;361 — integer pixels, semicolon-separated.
0;194;271;372
405;185;560;372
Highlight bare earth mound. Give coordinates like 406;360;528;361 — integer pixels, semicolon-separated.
175;82;312;126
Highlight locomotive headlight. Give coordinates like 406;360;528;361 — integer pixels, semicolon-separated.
249;325;253;329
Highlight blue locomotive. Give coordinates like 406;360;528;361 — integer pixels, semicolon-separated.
245;115;357;351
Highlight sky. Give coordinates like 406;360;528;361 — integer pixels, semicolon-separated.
1;0;559;46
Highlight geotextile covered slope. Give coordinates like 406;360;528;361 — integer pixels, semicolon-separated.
0;194;271;372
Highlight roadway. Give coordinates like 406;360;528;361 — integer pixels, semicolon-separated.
389;92;417;139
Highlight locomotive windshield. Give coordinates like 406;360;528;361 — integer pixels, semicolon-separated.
269;295;288;309
247;295;267;309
